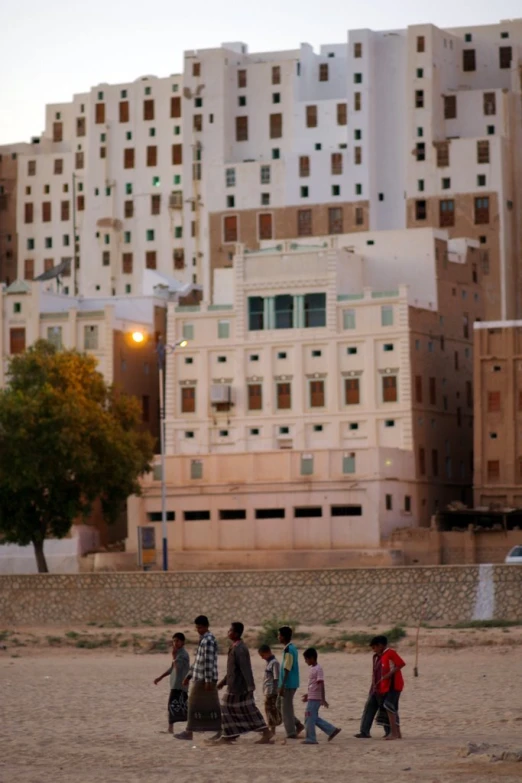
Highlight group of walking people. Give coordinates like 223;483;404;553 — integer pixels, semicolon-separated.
153;615;405;745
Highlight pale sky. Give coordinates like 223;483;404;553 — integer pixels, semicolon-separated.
1;0;521;145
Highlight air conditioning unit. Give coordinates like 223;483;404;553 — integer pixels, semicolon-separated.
169;191;183;209
210;384;231;404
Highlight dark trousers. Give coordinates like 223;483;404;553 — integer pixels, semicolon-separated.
359;693;390;737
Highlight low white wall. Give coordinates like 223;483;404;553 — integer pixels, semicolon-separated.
0;526;99;574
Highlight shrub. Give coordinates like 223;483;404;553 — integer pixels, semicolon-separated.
257;617;299;647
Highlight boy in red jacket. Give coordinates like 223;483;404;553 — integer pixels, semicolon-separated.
372;634;405;740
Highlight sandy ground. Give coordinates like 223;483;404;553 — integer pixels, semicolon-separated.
2;644;522;783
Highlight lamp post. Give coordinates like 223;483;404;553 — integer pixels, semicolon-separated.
132;332;187;571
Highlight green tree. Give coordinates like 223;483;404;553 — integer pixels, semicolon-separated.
0;341;154;572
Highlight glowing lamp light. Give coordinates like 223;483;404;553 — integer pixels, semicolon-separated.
385;459;392;466
179;340;188;348
131;331;145;344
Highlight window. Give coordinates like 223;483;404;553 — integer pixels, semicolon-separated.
415;199;427;220
142;99;154;121
150;194;161;216
248;384;262;411
349;423;359;431
487;125;495;136
343;309;356;330
487;460;500;481
46;326;63;349
381;306;393;327
274;294;293;328
345;378;360;405
483;92;496;116
444;95;457;119
172;144;182;165
223;215;238;243
332;153;343;176
354;72;362;84
477;174;486;187
95;102;105;124
277;352;287;360
272;148;280;160
439;199;455;228
437;142;450;167
429;377;436;405
192;61;201;77
466;381;473;408
294;506;322;519
477;140;490;164
463;49;476;71
258;213;273;240
405;496;412;513
75;151;84;169
419;447;426;475
270;113;282;139
415;90;424;108
310;380;325;407
76;116;86;136
319;63;329;81
300;455;314;475
193;114;203;132
122;253;133;274
336;102;347;126
354;41;362;57
354;146;362;165
306;105;317;128
236;116;248;141
146;146;157;167
487;391;501;412
24;258;34;280
124;199;134;218
417;36;425;53
416;68;423;78
255;167;270;189
53;158;64;175
237;69;247;88
84;325;99;350
355;207;364;226
24;202;34;224
181;387;196;413
328;206;343;234
277;382;291;410
146;229;155;242
225;167;236;188
298;156;310;178
332;185;340;197
10;328;26;355
432;449;439;477
248;297;264;330
382;376;397;402
145;251;156;269
304;293;326;328
442;177;451;189
354;92;361;111
227;196;235;208
272;65;281;85
499;46;512;69
217;320;229;340
342;453;356;474
475;197;490;224
44;237;53;249
297;209;312;237
416;143;425;161
300;186;309;198
385;495;393;511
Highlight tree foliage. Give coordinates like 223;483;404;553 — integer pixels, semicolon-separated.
0;341;154;571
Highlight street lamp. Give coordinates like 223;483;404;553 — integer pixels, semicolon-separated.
132;331;187;571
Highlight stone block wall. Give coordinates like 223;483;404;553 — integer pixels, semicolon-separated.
1;566;522;627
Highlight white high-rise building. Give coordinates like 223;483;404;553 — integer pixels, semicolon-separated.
11;18;522;321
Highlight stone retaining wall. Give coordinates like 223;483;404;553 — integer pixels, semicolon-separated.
1;566;521;627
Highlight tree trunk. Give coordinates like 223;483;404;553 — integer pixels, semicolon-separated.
32;538;49;573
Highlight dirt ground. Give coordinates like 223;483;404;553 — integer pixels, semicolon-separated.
2;626;522;783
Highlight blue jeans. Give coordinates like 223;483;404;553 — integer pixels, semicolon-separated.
305;699;337;743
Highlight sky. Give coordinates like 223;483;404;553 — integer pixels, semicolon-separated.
1;0;521;145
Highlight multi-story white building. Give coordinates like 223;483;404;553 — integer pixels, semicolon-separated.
11;19;522;322
126;227;484;567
